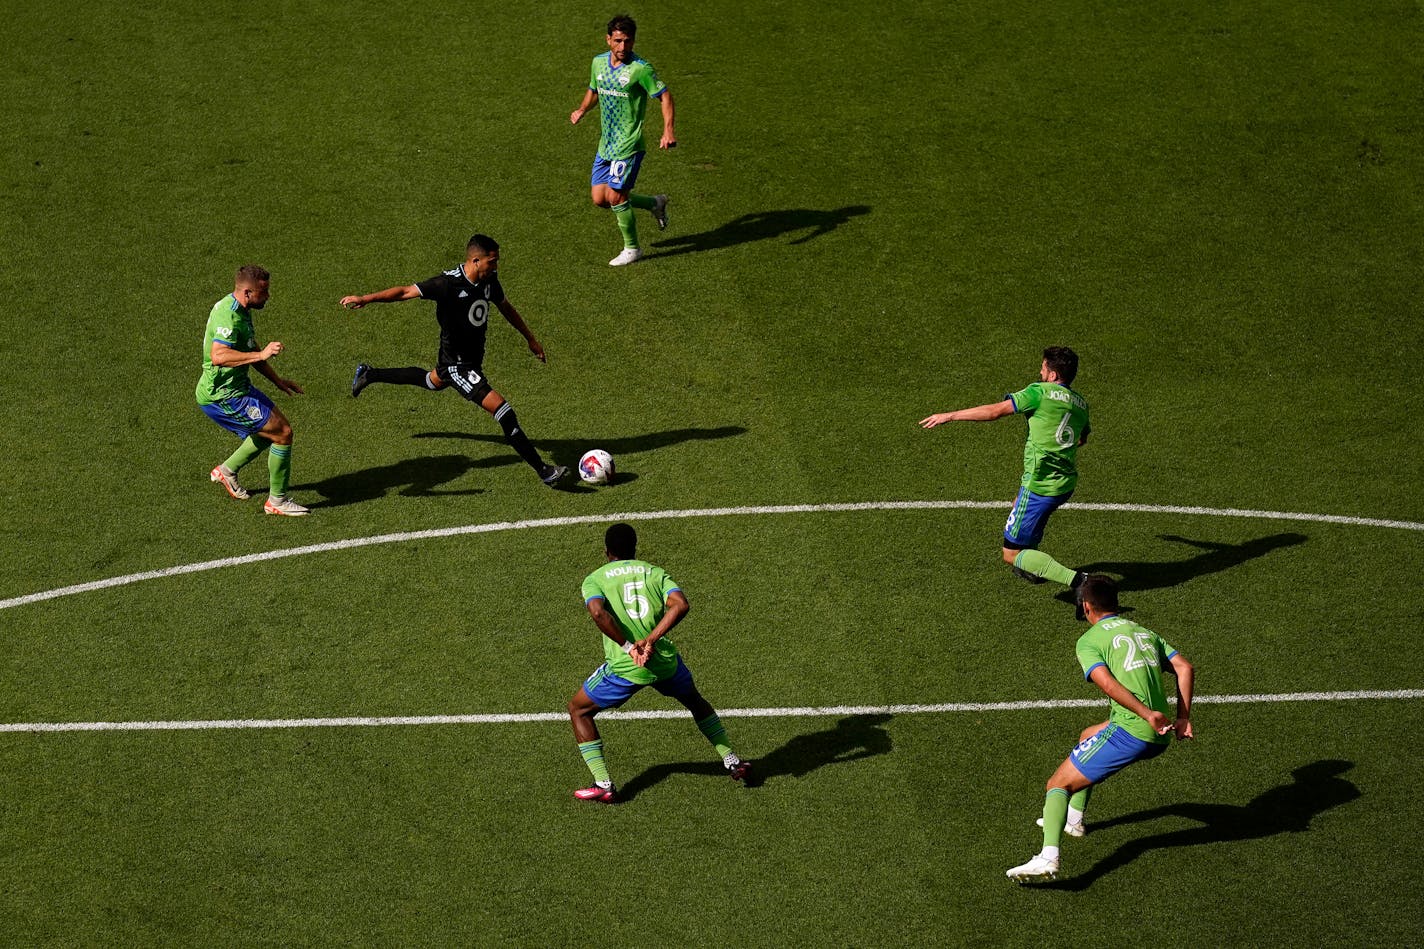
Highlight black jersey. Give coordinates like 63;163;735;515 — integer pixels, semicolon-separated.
415;266;507;368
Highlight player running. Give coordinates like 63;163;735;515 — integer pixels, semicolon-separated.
569;13;675;266
1006;575;1195;882
920;346;1090;599
196;264;309;516
340;234;569;488
567;523;751;803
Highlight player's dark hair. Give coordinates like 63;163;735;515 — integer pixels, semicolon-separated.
605;522;638;560
234;264;270;285
1077;574;1119;614
607;14;636;37
467;234;499;256
1042;346;1079;386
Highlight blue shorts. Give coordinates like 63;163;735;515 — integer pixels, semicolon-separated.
199;389;274;438
590;151;646;193
1003;487;1072;548
1069;722;1167;783
583;655;696;710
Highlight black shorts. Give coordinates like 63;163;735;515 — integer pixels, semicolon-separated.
437;364;493;404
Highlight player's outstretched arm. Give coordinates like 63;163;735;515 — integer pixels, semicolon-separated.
340;285;421;310
496;299;546;363
657;89;677;148
570;88;598;124
1168;652;1195;739
919;399;1016;428
1088;666;1172;735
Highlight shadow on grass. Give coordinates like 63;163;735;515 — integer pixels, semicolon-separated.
648;206;871;258
1043;759;1359;890
617;713;893;801
294;454;484;509
1053;532;1308;608
412;425;747;471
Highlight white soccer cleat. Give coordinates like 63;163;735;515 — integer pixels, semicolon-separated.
210;465;250;500
609;247;643;267
1037;817;1086;838
652;194;669;230
1006;853;1060;883
263;495;310;517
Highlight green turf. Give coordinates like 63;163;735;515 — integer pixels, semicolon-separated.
2;0;1422;944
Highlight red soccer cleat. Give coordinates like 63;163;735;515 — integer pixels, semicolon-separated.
574;785;617;804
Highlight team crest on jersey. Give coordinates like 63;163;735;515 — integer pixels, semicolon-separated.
245;405;263;421
617;71;631;87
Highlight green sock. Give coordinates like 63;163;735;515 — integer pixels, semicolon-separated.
628;193;657;211
268;443;292;498
696;714;733;758
578;739;611;785
1041;787;1070;848
1013;549;1076;585
223;435;268;473
1069;785;1092;819
611;201;638;249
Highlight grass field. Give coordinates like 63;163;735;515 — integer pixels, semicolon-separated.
2;0;1423;944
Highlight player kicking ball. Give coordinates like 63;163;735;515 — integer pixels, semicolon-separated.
567;523;751;803
340;234;568;488
1007;575;1195;883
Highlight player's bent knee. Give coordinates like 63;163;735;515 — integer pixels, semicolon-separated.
1002;548;1019;565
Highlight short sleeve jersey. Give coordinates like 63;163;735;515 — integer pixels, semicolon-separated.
581;559;681;684
195;294;258;405
1007;382;1090;496
590;52;666;161
414;266;507;369
1075;615;1178;745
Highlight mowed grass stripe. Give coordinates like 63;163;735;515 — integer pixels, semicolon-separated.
3;500;1421;612
4;689;1420;733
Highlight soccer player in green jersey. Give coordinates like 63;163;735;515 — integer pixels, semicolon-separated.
1007;575;1195;882
195;265;309;516
567;523;751;803
569;14;675;266
920;346;1090;596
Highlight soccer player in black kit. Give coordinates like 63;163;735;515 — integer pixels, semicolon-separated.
340;234;570;487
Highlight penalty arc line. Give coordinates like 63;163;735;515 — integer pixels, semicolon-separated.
3;500;1422;613
3;689;1422;734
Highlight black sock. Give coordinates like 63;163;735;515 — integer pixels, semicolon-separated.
368;366;430;387
493;403;546;473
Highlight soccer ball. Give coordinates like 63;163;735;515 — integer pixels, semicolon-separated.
578;449;615;485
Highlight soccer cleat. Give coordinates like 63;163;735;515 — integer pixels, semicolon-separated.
609;247;643;267
1037;817;1086;838
1071;572;1089;621
1006;854;1060;883
263;495;310;517
727;760;753;783
1010;565;1047;585
540;464;570;487
209;465;250;501
351;363;371;398
574;785;617;804
652;194;669;230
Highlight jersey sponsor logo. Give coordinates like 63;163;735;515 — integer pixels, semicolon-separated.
217;326;233;339
467;298;488;327
601;88;630;98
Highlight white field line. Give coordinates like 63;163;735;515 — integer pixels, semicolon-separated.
4;500;1422;613
3;689;1421;734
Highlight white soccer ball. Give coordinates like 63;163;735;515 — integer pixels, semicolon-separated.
578;449;615;485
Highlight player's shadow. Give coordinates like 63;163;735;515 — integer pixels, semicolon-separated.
647;206;872;257
1057;533;1307;604
412;425;747;473
1043;759;1360;890
616;713;893;802
294;454;484;509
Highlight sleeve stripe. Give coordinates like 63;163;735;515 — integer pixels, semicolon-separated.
1082;661;1105;681
211;338;236;347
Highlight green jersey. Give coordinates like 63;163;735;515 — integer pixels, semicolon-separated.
195;294;259;405
581;559;681;684
1008;382;1090;496
589;52;666;160
1075;615;1178;745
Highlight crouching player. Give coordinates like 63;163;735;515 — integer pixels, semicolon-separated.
1007;575;1195;882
